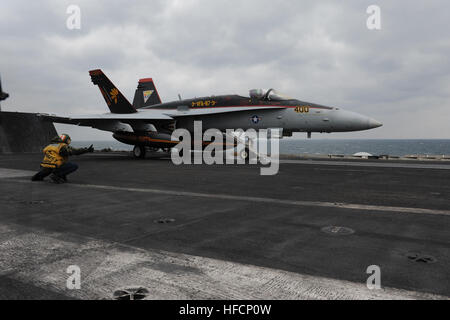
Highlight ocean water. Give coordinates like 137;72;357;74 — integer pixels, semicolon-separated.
72;139;450;156
279;139;450;156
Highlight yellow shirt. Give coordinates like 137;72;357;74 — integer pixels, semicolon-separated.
41;143;68;168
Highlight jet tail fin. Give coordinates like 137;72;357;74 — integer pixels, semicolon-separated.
89;69;136;114
132;78;162;109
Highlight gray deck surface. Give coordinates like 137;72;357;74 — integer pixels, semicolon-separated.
0;153;449;299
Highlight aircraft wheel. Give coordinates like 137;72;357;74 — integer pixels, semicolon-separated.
133;145;146;159
239;148;250;162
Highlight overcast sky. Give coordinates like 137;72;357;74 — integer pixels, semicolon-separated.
1;0;449;140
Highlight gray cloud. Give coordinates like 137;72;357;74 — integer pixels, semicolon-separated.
1;0;449;139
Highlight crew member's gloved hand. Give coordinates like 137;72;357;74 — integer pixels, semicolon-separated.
87;144;94;153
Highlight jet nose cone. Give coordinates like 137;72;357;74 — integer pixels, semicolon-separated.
368;118;382;129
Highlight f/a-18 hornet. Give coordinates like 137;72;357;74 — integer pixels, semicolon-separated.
42;69;382;158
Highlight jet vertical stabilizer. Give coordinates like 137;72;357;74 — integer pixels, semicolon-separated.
89;69;136;114
132;78;162;109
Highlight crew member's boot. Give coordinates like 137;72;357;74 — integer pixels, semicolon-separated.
50;174;65;184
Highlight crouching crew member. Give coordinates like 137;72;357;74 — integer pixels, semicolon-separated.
31;134;94;183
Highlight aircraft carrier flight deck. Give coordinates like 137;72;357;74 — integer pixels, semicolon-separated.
0;152;449;300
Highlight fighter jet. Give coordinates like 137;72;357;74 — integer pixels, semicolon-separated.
42;69;382;158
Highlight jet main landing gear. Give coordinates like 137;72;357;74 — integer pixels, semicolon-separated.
133;145;146;158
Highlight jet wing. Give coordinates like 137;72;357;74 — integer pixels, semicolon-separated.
39;106;286;132
38;110;174;132
37;113;80;125
40;109;172;121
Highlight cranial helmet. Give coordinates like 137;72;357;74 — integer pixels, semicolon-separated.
59;134;71;144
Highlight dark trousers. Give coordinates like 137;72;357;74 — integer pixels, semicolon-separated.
31;162;79;181
31;167;53;181
54;162;78;177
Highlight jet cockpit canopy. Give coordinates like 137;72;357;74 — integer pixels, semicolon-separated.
249;88;293;101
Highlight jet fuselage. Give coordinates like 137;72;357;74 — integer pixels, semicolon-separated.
141;93;382;136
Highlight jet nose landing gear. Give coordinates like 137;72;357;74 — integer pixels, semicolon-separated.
239;148;249;161
133;145;146;159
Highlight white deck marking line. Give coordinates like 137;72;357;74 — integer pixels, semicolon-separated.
0;168;35;178
281;159;450;170
2;167;449;216
65;182;450;217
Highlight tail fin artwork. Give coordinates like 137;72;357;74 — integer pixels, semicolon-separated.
132;78;162;109
89;69;136;114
